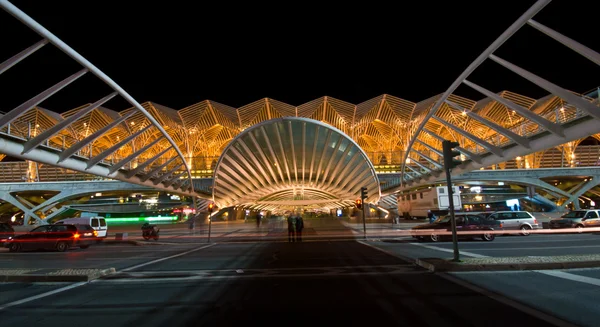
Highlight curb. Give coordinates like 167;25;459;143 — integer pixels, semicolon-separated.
415;258;600;272
0;268;116;282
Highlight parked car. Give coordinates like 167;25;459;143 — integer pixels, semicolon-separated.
486;211;541;236
411;213;501;242
55;217;108;239
0;222;15;246
549;210;600;232
4;224;97;252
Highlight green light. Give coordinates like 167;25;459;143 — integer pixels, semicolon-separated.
103;216;177;222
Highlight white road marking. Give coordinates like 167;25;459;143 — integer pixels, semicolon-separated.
0;282;87;311
534;270;600;287
409;242;489;258
494;237;600;243
0;243;220;311
121;243;218;272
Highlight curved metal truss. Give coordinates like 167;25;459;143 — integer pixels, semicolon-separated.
212;117;381;211
0;1;196;197
396;0;600;193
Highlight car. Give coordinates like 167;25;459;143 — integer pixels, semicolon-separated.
549;210;600;232
411;213;501;242
4;224;97;252
55;217;108;239
486;211;541;236
0;222;15;246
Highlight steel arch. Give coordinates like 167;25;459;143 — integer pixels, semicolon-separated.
0;0;196;198
397;0;600;193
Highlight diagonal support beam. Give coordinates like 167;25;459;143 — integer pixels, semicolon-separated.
0;39;48;75
0;69;88;130
528;19;600;67
422;128;483;163
412;148;443;168
164;171;187;187
153;164;183;186
489;54;600;121
108;137;163;174
22;92;118;154
125;147;172;178
57;111;136;163
140;156;177;182
407;157;432;172
416;139;443;157
433;115;504;157
86;125;152;169
445;99;531;148
463;80;564;136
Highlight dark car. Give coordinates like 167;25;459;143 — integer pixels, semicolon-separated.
0;222;15;246
4;224;97;252
411;213;502;242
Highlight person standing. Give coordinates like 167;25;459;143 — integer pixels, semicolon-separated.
295;215;304;242
287;215;296;242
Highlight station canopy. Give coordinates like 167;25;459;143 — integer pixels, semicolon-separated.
212;117;381;211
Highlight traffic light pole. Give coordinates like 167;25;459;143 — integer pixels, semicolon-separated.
445;170;460;262
362;203;367;239
442;140;461;262
207;203;214;243
361;187;367;239
208;213;212;243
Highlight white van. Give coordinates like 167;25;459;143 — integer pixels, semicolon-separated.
56;217;108;238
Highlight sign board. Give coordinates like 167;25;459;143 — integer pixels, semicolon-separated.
436;186;462;210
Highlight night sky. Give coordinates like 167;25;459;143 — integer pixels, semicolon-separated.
0;0;598;113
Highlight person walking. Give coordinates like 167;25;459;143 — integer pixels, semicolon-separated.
287;215;296;242
295;215;304;242
427;210;436;224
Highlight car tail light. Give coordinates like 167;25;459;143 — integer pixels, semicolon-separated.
73;233;80;239
93;230;98;237
499;223;503;228
534;219;538;224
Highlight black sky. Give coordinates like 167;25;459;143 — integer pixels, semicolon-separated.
0;0;598;113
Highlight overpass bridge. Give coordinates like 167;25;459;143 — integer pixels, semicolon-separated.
1;166;598;224
377;167;600;212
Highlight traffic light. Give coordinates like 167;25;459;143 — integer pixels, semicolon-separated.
360;187;368;202
355;199;362;209
442;140;462;171
208;202;214;213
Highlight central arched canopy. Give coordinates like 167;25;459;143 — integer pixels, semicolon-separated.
213;117;381;210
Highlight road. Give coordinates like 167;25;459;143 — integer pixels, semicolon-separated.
0;239;561;327
3;220;600;326
371;233;600;259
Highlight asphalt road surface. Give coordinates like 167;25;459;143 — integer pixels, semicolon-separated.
372;233;600;259
0;240;563;327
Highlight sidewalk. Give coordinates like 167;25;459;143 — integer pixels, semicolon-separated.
415;254;600;272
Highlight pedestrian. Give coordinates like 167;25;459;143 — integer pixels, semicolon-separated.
287;215;296;242
427;210;436;224
188;214;196;233
256;214;261;228
295;215;304;242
